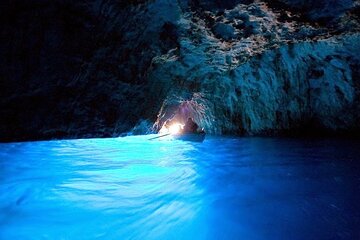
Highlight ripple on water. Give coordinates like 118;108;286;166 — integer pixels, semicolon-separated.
0;136;360;239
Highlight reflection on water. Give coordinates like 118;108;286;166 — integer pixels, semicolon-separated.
0;136;360;239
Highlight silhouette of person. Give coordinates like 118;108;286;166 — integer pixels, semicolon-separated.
183;117;199;133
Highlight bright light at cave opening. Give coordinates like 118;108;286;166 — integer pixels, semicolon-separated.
159;122;184;135
169;123;182;135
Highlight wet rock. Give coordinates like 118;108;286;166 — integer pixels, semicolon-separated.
245;20;261;35
129;119;154;135
212;22;236;40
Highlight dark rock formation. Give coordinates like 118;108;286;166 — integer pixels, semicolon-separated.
276;0;355;22
0;0;174;141
0;0;359;142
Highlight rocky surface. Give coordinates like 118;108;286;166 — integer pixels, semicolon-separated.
0;0;359;141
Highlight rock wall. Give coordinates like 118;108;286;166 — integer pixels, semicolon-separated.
0;0;178;141
232;35;360;135
0;0;359;141
151;0;360;135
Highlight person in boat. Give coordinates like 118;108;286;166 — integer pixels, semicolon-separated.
182;117;199;134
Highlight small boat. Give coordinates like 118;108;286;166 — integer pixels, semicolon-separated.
172;131;206;142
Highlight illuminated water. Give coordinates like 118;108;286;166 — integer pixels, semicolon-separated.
1;136;360;239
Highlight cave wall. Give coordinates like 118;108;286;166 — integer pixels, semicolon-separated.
150;0;360;135
0;0;359;141
0;0;181;141
233;35;360;135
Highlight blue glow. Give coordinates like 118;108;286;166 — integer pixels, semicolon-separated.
0;136;360;239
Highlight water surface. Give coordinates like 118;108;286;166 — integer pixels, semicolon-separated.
1;136;360;239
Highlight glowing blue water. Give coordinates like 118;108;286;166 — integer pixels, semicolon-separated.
1;136;360;239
